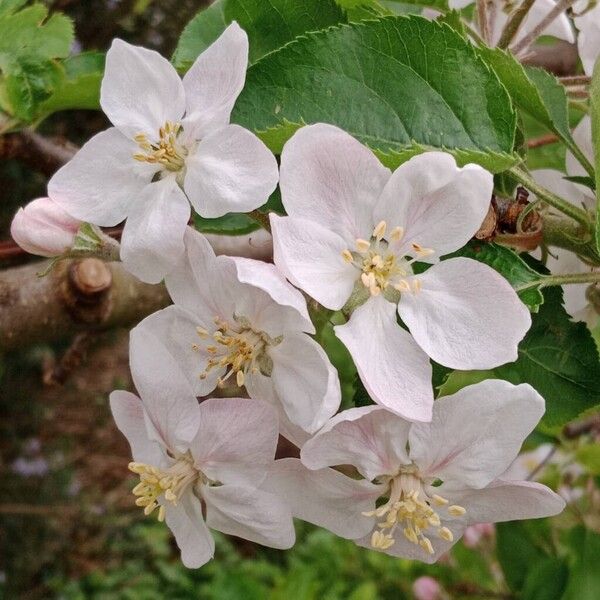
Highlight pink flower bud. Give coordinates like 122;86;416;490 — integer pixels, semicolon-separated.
413;576;442;600
463;522;495;548
11;197;81;257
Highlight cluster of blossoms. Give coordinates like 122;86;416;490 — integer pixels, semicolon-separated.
12;22;568;568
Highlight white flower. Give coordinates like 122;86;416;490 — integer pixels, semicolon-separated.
110;333;294;568
11;197;80;257
574;2;600;75
266;380;565;563
131;227;341;442
448;0;574;48
533;116;598;325
271;124;531;422
48;22;278;283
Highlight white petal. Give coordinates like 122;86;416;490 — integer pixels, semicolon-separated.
109;390;167;466
182;22;249;138
129;324;201;452
184;124;278;218
164;494;215;569
454;479;565;524
271;214;357;310
132;306;223;397
532;168;589;209
566;116;593;179
226;256;314;333
263;458;382;539
519;0;575;45
301;406;411;480
166;227;237;319
334;296;434;422
244;371;312;448
48;128;151;226
447;0;473;7
101;39;185;137
399;258;531;369
409;380;545;489
279;123;390;241
576;9;600;76
203;484;295;549
120;177;190;284
190;398;278;487
374;153;493;260
269;333;341;433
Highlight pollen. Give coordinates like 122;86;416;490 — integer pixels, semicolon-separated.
133;121;187;172
364;466;466;556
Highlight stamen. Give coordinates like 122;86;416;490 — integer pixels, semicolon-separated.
356;238;371;253
342;249;353;263
373;220;387;241
132;122;186;172
448;505;466;516
390;226;404;242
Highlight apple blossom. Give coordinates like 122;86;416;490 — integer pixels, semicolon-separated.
574;2;600;76
130;227;340;441
266;380;565;563
11;197;80;257
462;522;495;548
413;576;443;600
271;124;531;422
48;22;278;283
447;0;574;48
110;331;294;568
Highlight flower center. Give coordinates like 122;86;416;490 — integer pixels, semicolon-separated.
133;121;187;172
193;316;280;387
364;465;466;554
129;453;202;522
342;221;434;297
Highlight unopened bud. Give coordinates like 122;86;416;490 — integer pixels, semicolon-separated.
11;197;81;257
413;576;442;600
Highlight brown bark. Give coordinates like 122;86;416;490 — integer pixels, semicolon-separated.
0;258;170;352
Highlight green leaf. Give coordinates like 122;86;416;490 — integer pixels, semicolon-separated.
447;241;544;311
233;16;518;172
563;527;600;600
335;0;393;21
522;557;568;600
590;59;600;256
564;175;595;190
193;212;260;236
575;443;600;475
173;0;345;69
0;0;27;17
497;521;547;591
37;52;104;117
495;286;600;430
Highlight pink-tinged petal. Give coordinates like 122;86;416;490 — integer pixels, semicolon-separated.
566;116;593;179
190;398;278;487
244;372;312;448
269;333;341;433
129;325;201;452
182;22;249;138
301;406;410;480
184;124;278;218
453;479;565;524
48;128;151;226
109;390;168;466
334;295;433;422
409;380;545;489
279;123;390;241
264;458;382;539
120;177;190;284
271;214;357;310
354;521;462;564
374;153;493;260
164;494;215;569
101;39;185;138
11;197;80;257
132;306;223;397
166;227;238;319
203;484;295;549
226;256;314;333
399;258;531;369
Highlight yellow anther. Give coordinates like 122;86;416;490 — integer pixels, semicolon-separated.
432;494;449;506
438;527;454;542
342;249;353;263
356;238;371;253
394;280;411;293
158;505;166;522
448;505;466;516
412;243;435;258
420;537;435;555
412;279;422;293
236;370;245;387
390;226;404;242
373;220;387;241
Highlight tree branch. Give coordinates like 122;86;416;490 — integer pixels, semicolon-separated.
0;258;170;352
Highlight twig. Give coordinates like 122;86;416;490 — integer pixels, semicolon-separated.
527;133;559;148
248;209;272;233
496;0;537;49
563;414;600;439
527;446;557;480
477;0;493;44
560;75;592;86
512;0;577;55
